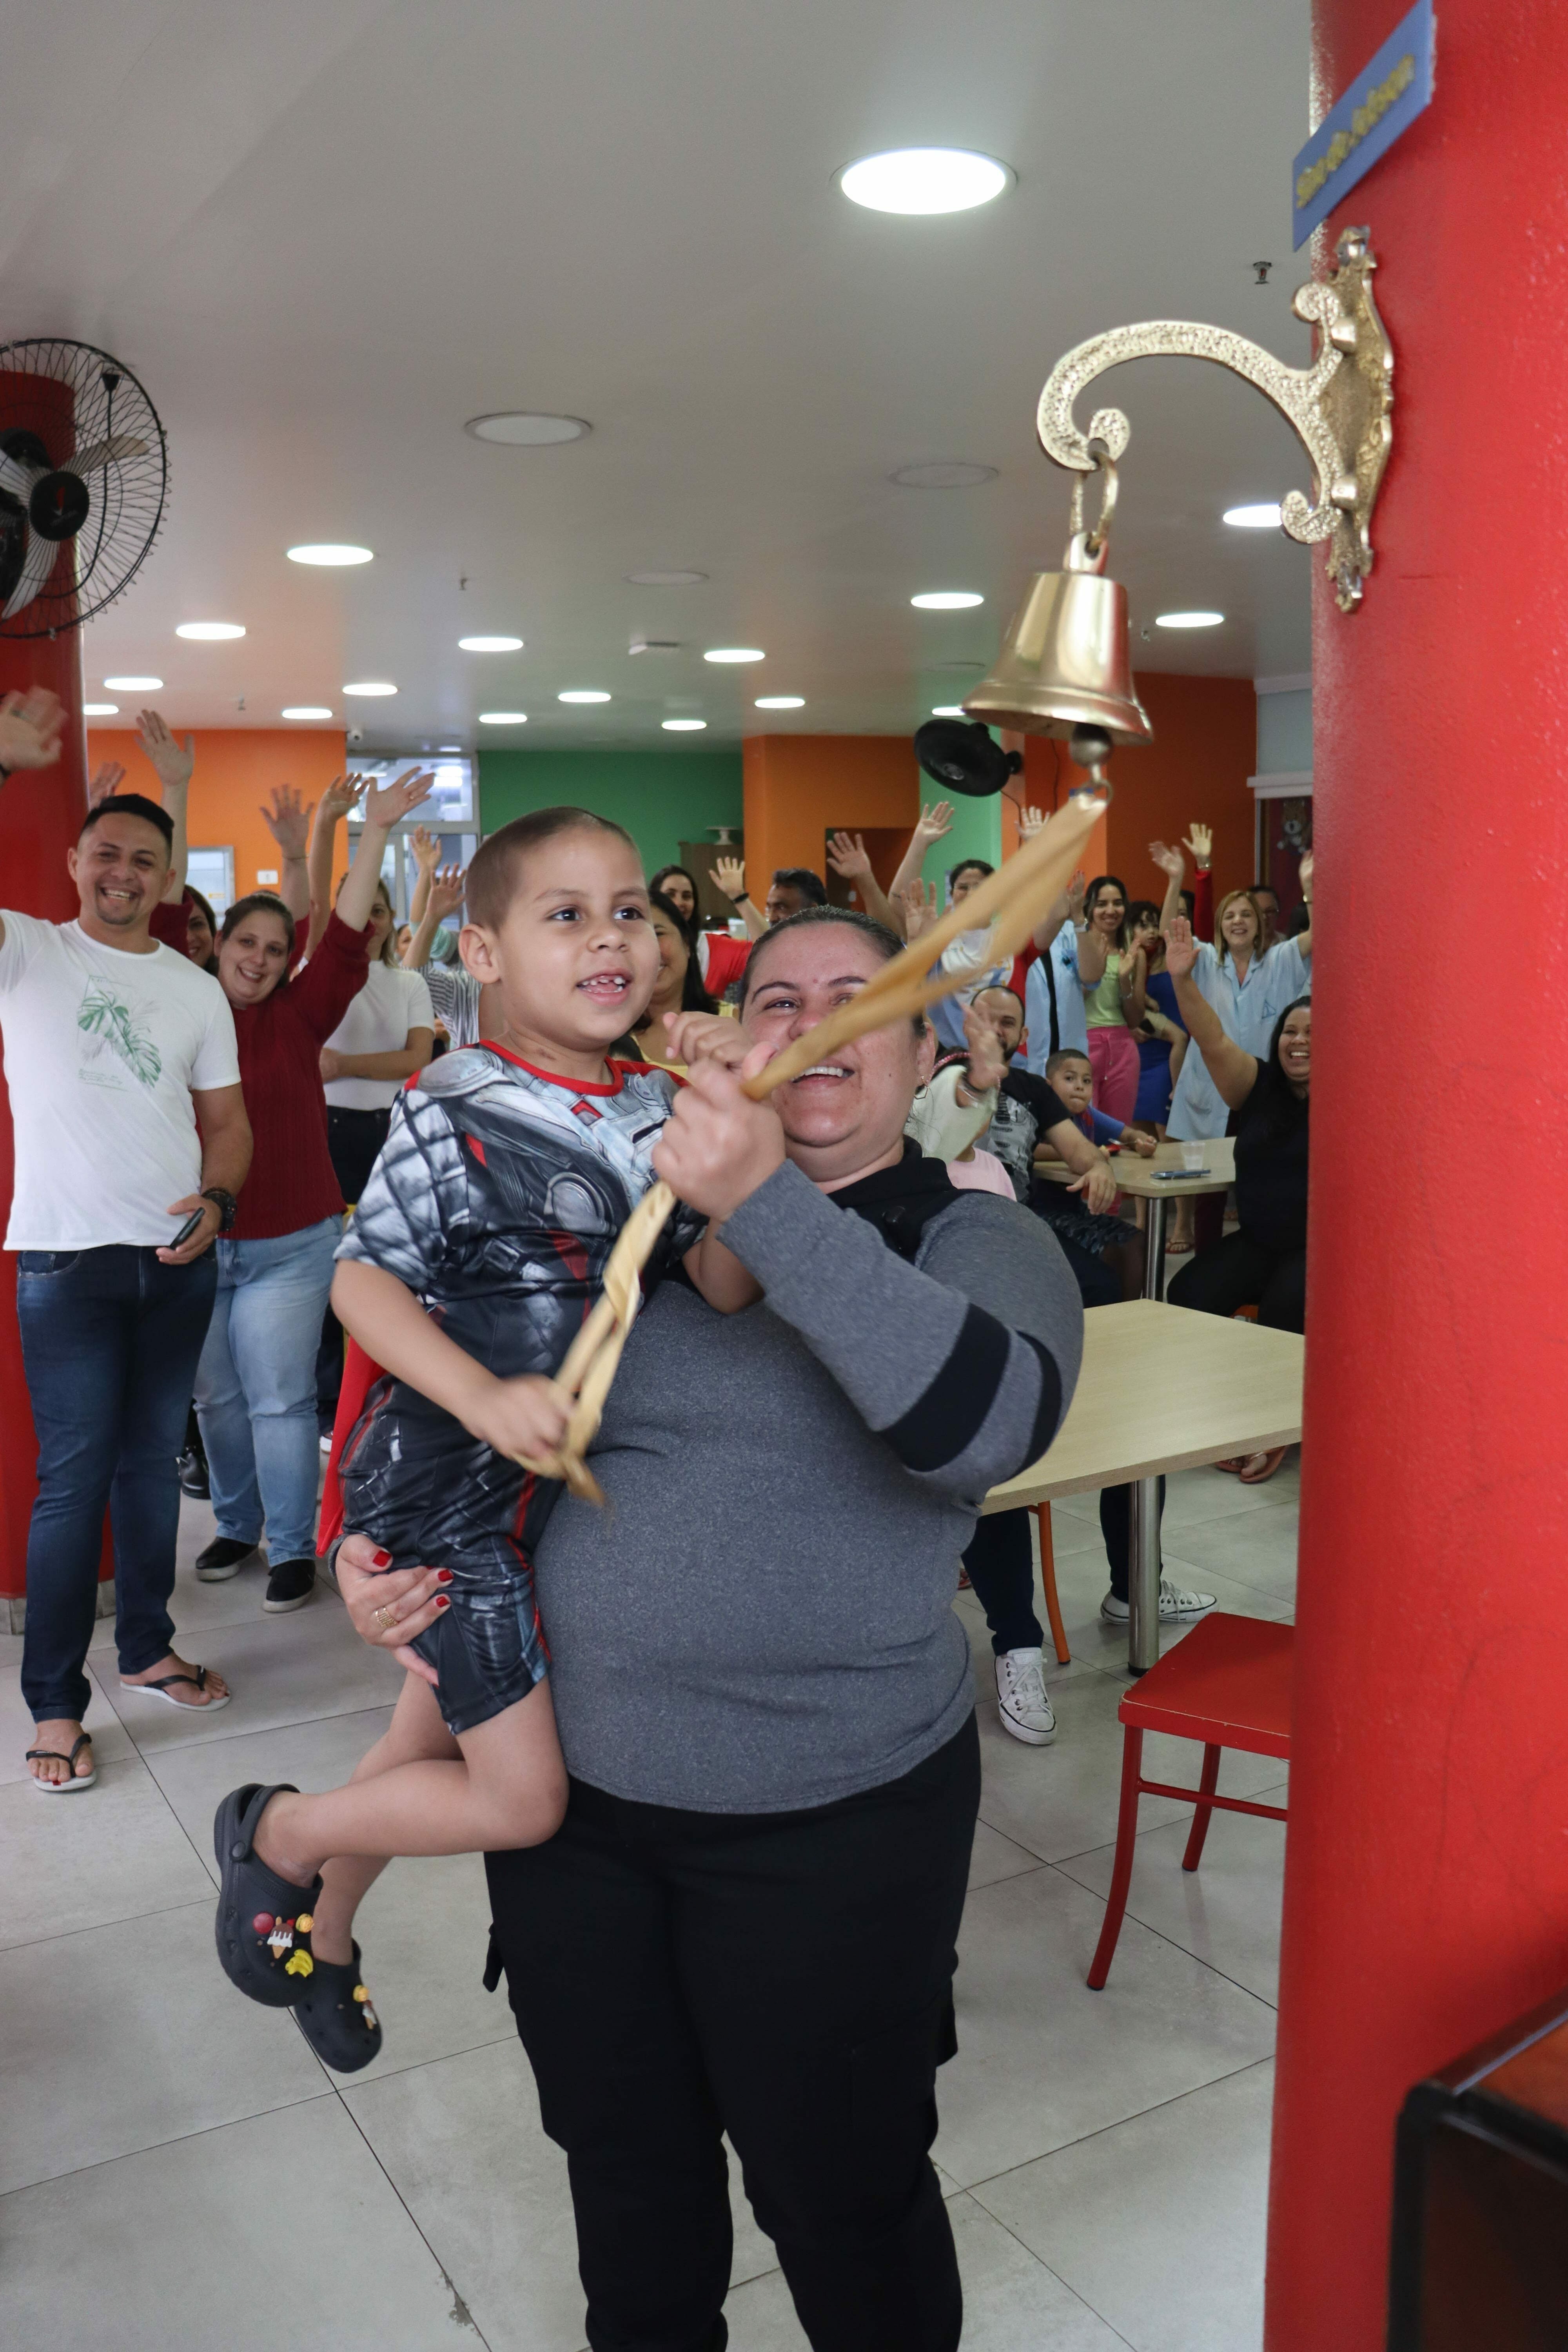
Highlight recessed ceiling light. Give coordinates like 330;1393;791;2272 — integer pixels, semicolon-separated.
1155;611;1225;629
890;462;998;489
931;704;969;717
439;744;461;751
703;647;764;664
478;711;529;724
625;569;707;586
1223;503;1283;529
465;413;590;445
911;590;983;610
343;680;397;695
287;544;373;566
176;621;245;641
458;635;524;652
662;718;708;731
83;702;119;716
838;148;1013;216
557;690;611;704
282;705;334;720
103;675;162;691
755;695;805;710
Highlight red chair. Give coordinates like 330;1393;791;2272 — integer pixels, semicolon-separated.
1087;1612;1292;1989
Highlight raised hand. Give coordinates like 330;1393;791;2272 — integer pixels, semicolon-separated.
1018;804;1048;843
0;685;65;772
826;829;872;882
899;877;939;942
363;768;435;830
409;823;441;875
428;864;467;923
319;773;367;824
136;709;194;793
1149;840;1185;881
1163;913;1199;981
1182;821;1212;867
87;759;127;808
1298;848;1314;899
713;854;746;901
1066;868;1087;922
916;800;954;844
962;1000;1007;1093
260;782;314;860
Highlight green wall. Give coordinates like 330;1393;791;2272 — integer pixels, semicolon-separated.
920;793;1001;893
477;748;743;877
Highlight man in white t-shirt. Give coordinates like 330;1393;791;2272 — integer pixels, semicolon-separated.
0;711;252;1791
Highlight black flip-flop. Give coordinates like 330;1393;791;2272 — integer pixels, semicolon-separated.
25;1732;96;1794
120;1664;231;1713
213;1783;322;2009
291;1940;384;2073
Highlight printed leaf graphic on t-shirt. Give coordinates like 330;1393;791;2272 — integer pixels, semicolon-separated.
78;979;162;1087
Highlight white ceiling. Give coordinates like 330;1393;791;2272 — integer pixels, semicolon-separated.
3;0;1315;751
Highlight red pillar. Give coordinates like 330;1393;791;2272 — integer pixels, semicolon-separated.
1267;2;1568;2341
0;368;92;1608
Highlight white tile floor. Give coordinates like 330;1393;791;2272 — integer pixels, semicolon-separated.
1;1456;1299;2350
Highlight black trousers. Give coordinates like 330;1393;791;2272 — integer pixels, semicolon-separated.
315;1105;392;1428
962;1509;1040;1655
485;1715;981;2352
1168;1227;1306;1334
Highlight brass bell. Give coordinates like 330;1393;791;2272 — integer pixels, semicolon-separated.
963;529;1153;749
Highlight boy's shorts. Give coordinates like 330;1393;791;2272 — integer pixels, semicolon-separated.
350;1534;550;1738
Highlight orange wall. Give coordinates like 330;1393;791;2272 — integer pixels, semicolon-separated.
85;726;351;900
742;735;922;890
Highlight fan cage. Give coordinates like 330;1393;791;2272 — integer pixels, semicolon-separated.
0;337;168;641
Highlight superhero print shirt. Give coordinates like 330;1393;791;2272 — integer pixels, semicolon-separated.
334;1045;704;1575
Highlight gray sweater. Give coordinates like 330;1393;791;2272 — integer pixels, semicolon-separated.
531;1157;1083;1813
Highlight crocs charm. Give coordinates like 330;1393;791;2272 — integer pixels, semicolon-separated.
296;1912;314;1933
285;1949;314;1979
354;1984;378;2031
252;1911;275;1935
266;1918;296;1959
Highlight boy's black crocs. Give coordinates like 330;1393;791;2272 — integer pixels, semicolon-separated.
213;1782;322;2009
291;1940;384;2073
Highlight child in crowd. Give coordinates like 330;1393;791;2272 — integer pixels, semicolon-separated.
1035;1043;1156;1302
212;808;755;2068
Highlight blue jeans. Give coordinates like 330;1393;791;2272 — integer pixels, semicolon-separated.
16;1243;218;1724
195;1218;341;1565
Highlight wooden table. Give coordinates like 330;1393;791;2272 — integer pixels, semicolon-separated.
982;1299;1304;1672
1037;1136;1234;1303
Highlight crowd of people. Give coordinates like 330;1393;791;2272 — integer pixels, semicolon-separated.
0;676;1310;2349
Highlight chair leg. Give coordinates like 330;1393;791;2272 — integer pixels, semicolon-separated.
1036;1503;1071;1666
1087;1726;1144;1990
1181;1742;1223;1872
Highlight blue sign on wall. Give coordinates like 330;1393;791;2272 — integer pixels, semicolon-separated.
1291;0;1435;249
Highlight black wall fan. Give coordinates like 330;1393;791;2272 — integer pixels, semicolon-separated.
0;338;167;639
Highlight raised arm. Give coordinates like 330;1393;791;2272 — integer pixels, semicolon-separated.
1149;838;1186;936
406;825;440;929
136;710;194;900
1182;824;1214;940
259;784;315;923
1164;917;1258;1109
402;864;466;970
887;801;954;929
0;687;67;946
713;855;766;940
1292;849;1314;960
826;831;897;931
305;773;365;956
337;769;435;937
1118;941;1147;1027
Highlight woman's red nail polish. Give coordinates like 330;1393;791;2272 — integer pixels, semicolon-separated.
436;1595;450;1610
436;1569;453;1584
372;1549;392;1568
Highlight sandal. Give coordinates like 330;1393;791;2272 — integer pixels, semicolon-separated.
213;1783;322;2009
1238;1448;1287;1485
1212;1457;1247;1475
25;1732;96;1793
119;1664;231;1712
291;1940;383;2073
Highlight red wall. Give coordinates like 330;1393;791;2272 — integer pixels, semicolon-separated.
1268;2;1568;2342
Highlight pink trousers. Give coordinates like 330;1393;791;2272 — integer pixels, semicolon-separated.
1088;1025;1140;1124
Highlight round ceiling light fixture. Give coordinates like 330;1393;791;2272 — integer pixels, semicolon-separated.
281;705;333;720
838;148;1013;216
287;543;373;566
1223;503;1283;529
458;634;524;652
176;620;245;641
662;718;707;732
465;412;590;445
911;590;983;610
83;701;119;716
1154;610;1225;629
343;679;397;695
103;675;162;691
557;689;611;704
755;695;805;710
703;646;764;664
890;461;998;489
478;711;528;725
625;569;707;586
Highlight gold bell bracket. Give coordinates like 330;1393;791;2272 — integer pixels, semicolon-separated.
1036;226;1393;613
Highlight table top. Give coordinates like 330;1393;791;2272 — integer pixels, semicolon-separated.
1035;1134;1235;1200
981;1297;1303;1511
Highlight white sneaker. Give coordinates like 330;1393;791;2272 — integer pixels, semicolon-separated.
319;1432;333;1455
995;1648;1056;1745
1100;1581;1218;1623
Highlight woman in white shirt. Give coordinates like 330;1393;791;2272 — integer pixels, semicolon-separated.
1165;855;1313;1146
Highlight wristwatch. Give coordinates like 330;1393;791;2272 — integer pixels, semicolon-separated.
730;888;751;906
201;1187;239;1233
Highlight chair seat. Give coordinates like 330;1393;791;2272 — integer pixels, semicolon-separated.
1118;1611;1292;1760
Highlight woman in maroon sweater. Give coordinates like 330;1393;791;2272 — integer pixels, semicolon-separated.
192;769;432;1613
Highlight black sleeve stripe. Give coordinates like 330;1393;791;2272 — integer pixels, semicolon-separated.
881;1303;1013;1472
1018;1333;1065;1466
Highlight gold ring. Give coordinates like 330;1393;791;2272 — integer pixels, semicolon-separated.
374;1604;396;1632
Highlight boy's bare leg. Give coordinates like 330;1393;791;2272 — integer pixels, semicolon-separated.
308;1671;461;1963
252;1677;566;1883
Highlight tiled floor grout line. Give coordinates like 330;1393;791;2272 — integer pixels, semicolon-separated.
0;2074;340;2202
958;2049;1277;2201
1038;1855;1281;2014
333;2091;499;2349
